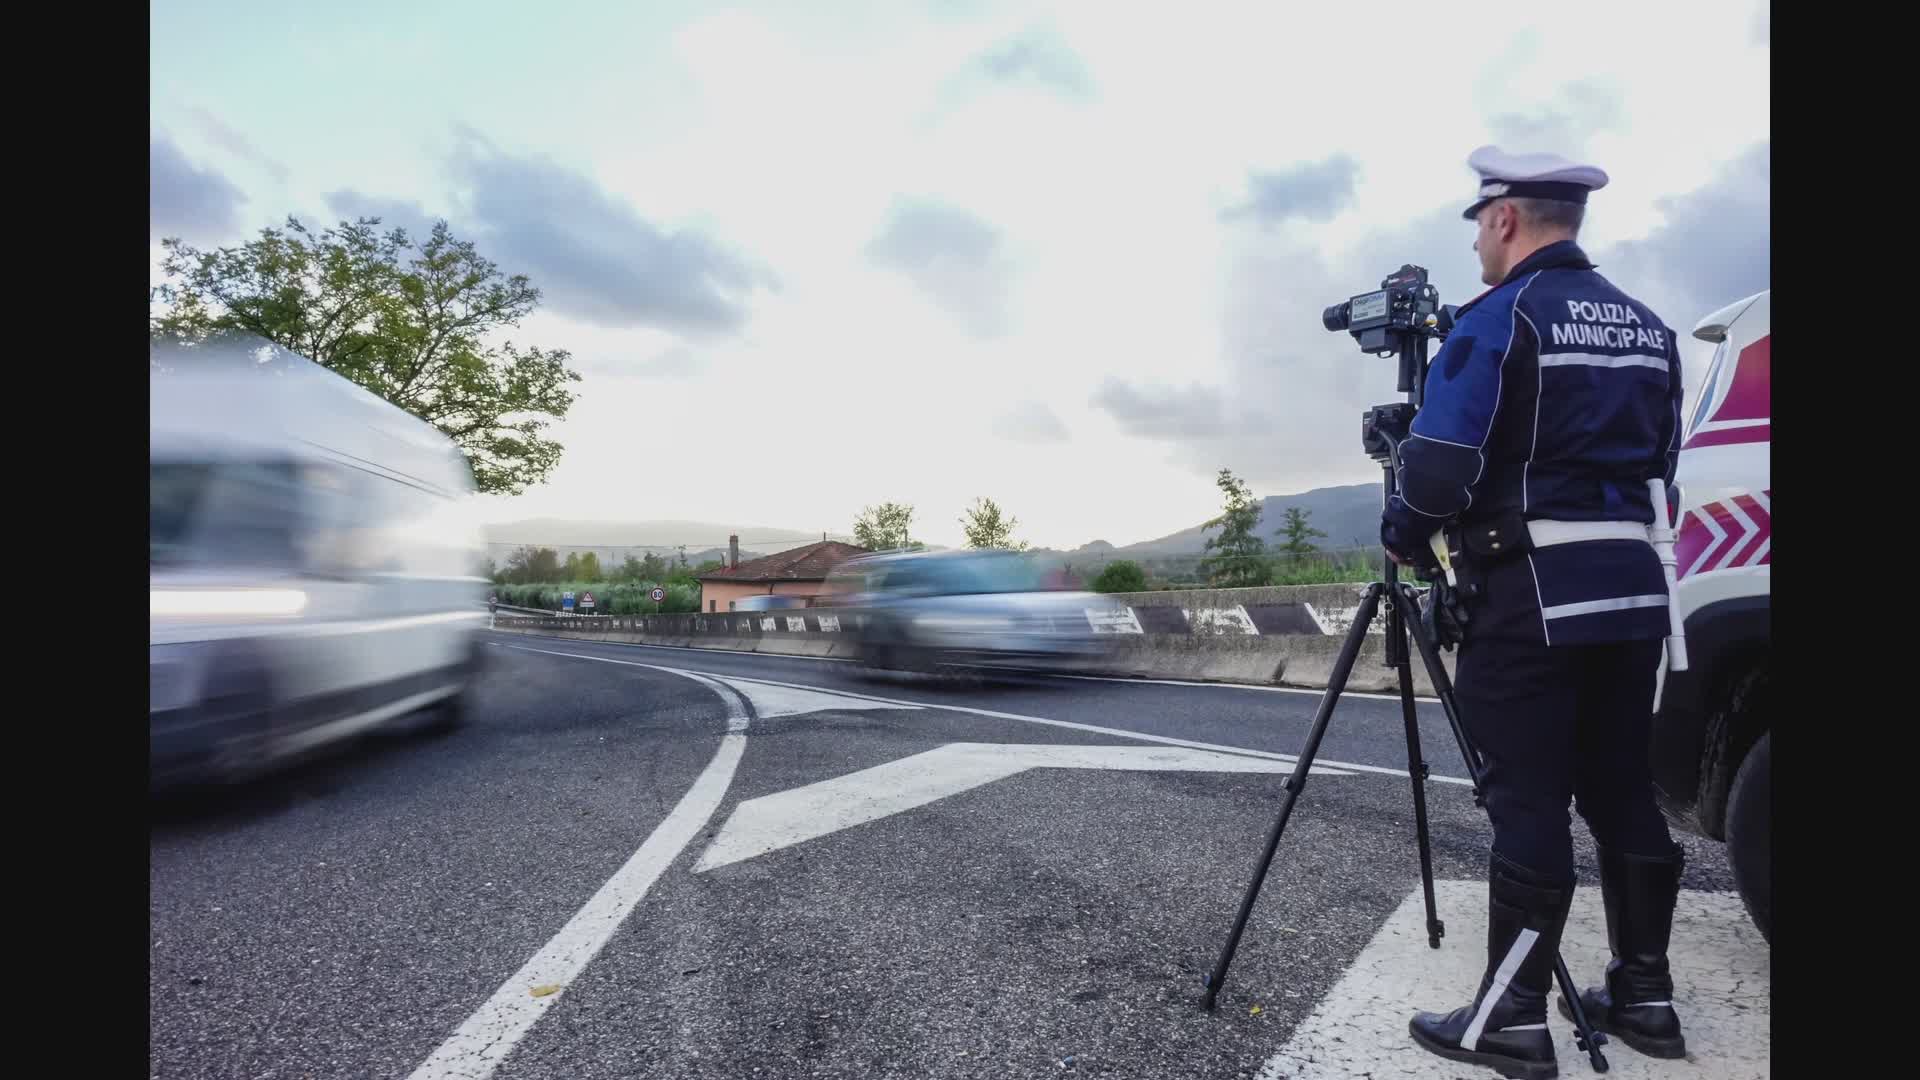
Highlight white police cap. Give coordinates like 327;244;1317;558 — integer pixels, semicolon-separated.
1462;145;1609;220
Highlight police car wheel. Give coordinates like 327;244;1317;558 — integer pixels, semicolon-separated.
1724;730;1771;944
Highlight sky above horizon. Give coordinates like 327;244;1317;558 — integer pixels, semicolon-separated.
151;0;1770;550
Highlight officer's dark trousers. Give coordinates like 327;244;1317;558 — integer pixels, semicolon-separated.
1454;636;1675;886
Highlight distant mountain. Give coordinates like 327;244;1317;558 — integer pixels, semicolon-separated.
480;518;847;572
484;542;764;569
1114;483;1384;556
484;518;826;548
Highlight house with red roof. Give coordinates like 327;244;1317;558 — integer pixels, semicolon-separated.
695;538;871;612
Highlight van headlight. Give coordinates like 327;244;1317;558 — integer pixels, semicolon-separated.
150;589;308;617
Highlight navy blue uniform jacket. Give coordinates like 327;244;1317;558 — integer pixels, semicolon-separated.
1382;241;1684;646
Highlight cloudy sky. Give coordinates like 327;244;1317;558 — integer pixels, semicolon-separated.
150;0;1770;551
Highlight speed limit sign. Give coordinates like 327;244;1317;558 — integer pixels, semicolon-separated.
649;586;666;603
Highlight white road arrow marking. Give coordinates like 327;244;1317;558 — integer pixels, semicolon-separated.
698;671;1472;785
694;742;1354;872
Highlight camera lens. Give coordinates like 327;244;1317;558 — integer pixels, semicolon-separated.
1322;302;1351;332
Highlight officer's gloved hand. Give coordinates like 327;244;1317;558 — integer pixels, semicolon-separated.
1380;518;1442;578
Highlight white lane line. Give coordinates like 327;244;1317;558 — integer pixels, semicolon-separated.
405;669;750;1080
487;629;1444;704
502;644;1473;787
1049;671;1443;704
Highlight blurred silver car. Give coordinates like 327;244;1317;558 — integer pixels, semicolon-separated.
150;337;489;790
840;550;1112;676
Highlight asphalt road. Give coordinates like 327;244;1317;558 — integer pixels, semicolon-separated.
150;631;1767;1079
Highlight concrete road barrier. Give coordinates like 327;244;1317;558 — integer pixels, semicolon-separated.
488;582;1455;693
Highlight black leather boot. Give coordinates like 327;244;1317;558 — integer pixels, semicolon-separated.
1558;843;1687;1058
1410;854;1572;1080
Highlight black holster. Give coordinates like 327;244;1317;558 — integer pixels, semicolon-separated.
1455;510;1534;564
1420;581;1468;650
1424;511;1535;649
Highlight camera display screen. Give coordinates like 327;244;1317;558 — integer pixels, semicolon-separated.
1348;290;1389;324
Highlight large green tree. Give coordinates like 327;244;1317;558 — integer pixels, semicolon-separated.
152;216;583;495
853;502;919;551
1199;468;1268;588
959;496;1028;550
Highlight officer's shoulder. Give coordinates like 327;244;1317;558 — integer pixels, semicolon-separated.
1452;278;1529;333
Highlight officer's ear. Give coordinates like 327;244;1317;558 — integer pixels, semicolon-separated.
1489;200;1519;242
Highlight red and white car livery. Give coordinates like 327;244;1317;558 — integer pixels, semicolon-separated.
1650;288;1771;943
1674;288;1771;589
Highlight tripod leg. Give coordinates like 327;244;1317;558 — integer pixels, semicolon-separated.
1555;954;1612;1070
1201;583;1386;1012
1388;588;1444;950
1397;584;1612;1072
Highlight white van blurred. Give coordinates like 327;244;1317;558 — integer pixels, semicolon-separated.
150;336;489;790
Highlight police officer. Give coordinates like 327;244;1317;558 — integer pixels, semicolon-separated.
1381;146;1690;1078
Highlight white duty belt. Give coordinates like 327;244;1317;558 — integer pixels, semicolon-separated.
1522;491;1690;674
1525;520;1652;547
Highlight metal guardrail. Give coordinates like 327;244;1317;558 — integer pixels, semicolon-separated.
485;602;558;618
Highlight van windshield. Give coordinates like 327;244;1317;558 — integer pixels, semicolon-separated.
150;460;304;569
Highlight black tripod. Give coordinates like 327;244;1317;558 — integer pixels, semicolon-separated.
1197;290;1612;1072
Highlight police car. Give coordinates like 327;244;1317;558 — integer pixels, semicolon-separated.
1650;289;1770;942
